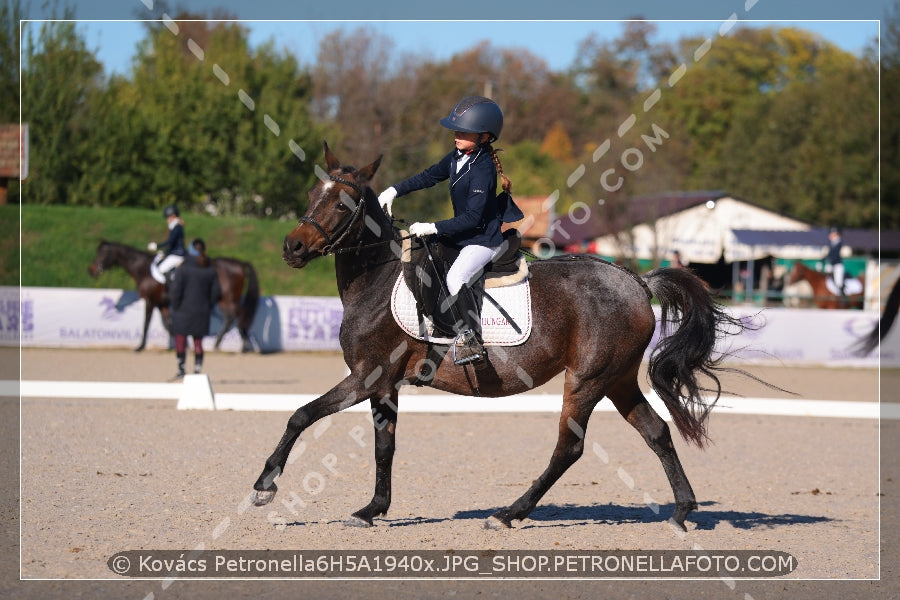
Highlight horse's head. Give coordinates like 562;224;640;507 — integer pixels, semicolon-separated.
88;240;113;278
283;142;383;269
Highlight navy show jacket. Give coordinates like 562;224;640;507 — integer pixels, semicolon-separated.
392;146;505;248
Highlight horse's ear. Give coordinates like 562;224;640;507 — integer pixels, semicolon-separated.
356;154;383;185
323;141;341;172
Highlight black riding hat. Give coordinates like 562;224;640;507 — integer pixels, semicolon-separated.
163;205;180;218
440;96;503;143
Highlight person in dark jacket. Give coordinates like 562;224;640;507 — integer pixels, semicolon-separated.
169;238;221;379
149;204;187;284
377;96;523;366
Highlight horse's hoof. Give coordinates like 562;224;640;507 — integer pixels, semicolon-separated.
344;515;373;528
667;517;688;533
484;515;512;530
669;500;697;532
252;489;276;506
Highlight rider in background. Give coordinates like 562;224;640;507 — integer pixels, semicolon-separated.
148;205;186;284
824;226;845;295
377;96;523;366
169;238;221;379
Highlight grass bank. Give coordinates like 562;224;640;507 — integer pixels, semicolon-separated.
3;204;339;296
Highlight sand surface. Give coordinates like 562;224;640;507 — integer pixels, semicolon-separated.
3;347;897;599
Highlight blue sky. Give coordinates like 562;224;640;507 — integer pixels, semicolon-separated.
69;20;880;78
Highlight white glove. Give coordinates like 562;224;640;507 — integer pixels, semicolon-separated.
147;242;158;251
409;222;438;237
378;187;397;216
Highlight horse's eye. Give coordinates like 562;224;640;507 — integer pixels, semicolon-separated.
336;202;348;211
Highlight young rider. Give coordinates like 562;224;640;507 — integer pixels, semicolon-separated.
148;204;186;284
825;226;845;295
377;96;522;365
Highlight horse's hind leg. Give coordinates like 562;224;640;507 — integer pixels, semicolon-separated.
214;315;234;350
608;378;697;531
346;393;398;527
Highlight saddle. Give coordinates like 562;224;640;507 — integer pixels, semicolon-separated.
395;228;531;343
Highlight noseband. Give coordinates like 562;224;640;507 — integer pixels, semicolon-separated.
297;174;366;256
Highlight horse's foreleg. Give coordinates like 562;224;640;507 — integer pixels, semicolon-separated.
486;383;596;529
611;383;697;531
346;393;399;527
251;378;364;507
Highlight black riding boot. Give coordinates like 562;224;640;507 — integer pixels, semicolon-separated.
174;352;186;379
451;287;486;366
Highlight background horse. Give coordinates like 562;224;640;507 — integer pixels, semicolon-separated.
250;143;776;532
88;240;260;352
787;261;864;309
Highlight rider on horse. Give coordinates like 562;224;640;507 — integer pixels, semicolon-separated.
377;96;523;366
149;204;187;285
825;226;845;295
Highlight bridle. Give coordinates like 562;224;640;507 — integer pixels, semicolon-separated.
297;173;367;256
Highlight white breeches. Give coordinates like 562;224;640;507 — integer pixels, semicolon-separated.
151;254;185;283
831;263;845;287
446;244;500;296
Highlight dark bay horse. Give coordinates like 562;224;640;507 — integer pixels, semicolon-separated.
251;143;769;531
787;261;864;309
88;240;259;352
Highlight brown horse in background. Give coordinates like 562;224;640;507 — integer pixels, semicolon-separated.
787;261;864;309
88;240;259;352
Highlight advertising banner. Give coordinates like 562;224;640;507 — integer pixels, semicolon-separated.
2;286;896;366
3;287;344;353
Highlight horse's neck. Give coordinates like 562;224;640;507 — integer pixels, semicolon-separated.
118;247;152;279
334;227;400;302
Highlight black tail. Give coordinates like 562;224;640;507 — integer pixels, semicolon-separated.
642;268;752;448
239;261;260;338
853;276;900;356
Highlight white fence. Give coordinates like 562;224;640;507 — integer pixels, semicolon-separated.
1;286;897;367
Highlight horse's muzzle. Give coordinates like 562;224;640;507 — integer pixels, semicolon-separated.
282;236;312;269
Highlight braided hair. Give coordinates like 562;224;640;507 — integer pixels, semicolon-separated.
485;144;512;193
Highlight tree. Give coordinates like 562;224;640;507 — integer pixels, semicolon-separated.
72;17;324;218
714;37;877;227
20;16;103;204
0;0;24;122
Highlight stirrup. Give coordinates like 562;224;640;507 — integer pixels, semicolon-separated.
453;330;485;366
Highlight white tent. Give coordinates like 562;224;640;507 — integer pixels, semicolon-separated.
592;196;820;263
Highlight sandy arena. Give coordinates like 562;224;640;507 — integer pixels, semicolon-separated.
3;347;898;599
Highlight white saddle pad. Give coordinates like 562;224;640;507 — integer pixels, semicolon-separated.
825;277;863;296
390;274;532;346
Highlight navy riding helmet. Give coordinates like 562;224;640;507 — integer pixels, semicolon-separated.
163;205;180;219
440;96;503;143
